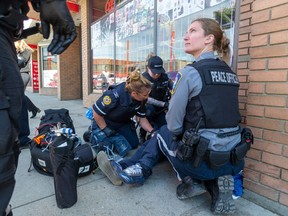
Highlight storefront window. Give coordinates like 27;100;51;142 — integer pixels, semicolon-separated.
41;46;58;88
90;0;237;92
157;0;236;74
91;0;155;93
91;12;115;92
115;0;154;80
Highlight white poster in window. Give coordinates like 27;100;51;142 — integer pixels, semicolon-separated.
116;0;154;41
91;22;101;49
43;70;58;88
206;0;227;8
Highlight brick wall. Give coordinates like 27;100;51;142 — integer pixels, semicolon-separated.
37;27;81;99
81;0;101;108
240;0;288;213
81;0;90;106
58;27;81;100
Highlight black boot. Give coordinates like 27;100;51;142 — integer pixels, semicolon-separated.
30;108;41;118
176;176;206;200
204;175;236;214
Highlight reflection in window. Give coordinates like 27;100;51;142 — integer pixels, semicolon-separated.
115;0;155;79
42;47;57;70
41;46;58;88
90;0;237;93
157;0;236;72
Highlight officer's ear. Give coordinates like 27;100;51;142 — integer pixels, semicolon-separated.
131;91;138;99
205;34;214;44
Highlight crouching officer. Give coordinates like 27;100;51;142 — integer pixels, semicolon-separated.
158;18;252;214
91;71;154;157
139;55;173;144
0;1;76;215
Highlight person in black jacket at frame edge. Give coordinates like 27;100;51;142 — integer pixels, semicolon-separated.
138;54;173;144
0;1;76;215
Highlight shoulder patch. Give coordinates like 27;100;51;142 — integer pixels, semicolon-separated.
103;95;112;105
171;72;182;95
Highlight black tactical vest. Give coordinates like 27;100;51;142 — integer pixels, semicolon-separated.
184;59;241;130
142;72;170;102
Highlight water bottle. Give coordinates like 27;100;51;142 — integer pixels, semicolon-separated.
55;128;73;136
233;170;243;199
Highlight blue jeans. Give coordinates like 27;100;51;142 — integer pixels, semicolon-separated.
116;123;139;149
91;121;131;157
157;125;244;181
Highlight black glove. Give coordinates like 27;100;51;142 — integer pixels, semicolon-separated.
172;134;182;141
164;102;169;109
38;0;77;55
102;126;116;137
149;128;158;137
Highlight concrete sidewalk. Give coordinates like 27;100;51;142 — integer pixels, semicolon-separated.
10;90;279;216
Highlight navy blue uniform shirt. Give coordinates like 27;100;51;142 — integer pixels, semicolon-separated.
92;82;146;129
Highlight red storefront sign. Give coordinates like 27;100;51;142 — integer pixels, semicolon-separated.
105;0;114;13
31;60;39;91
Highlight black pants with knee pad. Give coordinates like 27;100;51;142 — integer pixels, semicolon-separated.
0;25;23;215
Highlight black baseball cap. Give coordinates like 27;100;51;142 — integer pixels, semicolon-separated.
147;56;165;74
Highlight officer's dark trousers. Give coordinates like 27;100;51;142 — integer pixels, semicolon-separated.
0;26;23;215
146;105;167;130
26;95;38;113
120;133;163;169
157;125;244;181
19;95;30;145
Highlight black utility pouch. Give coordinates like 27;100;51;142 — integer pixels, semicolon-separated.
193;137;209;167
208;150;230;170
231;142;248;165
176;141;195;161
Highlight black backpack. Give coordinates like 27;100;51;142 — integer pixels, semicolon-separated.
37;109;75;134
28;108;97;177
28;132;98;177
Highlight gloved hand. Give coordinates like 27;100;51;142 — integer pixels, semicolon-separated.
164;102;169;110
149;128;158;137
172;134;182;141
102;126;116;137
38;0;77;55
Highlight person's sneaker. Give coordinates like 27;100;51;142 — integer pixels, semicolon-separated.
30;108;41;118
97;151;123;186
111;160;123;173
212;175;236;214
118;163;145;185
176;176;206;200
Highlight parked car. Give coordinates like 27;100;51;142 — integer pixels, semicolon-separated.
93;73;108;89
